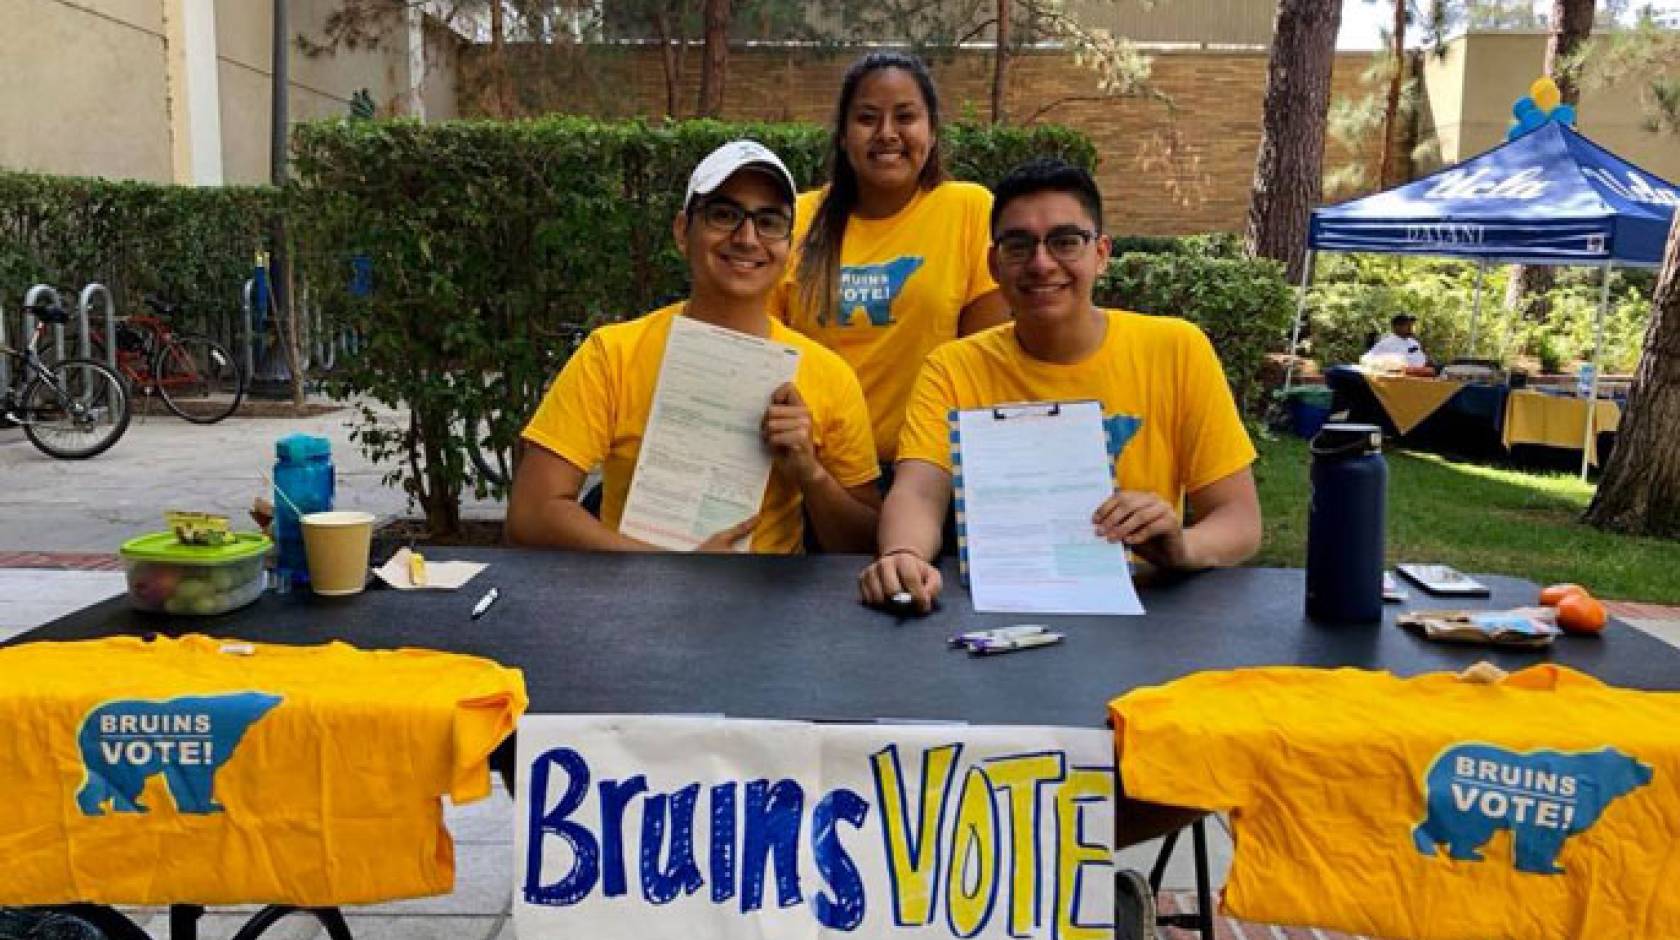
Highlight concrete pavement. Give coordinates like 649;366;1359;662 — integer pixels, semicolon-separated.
0;401;500;555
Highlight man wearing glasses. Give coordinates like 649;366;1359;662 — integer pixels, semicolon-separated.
508;141;881;553
859;158;1261;610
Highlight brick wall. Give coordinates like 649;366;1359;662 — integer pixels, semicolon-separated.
480;45;1386;236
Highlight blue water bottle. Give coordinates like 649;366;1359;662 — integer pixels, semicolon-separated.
273;434;335;590
1306;423;1387;623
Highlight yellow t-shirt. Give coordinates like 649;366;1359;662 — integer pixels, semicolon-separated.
897;310;1256;510
1111;665;1680;939
771;181;999;459
521;303;879;553
0;634;527;907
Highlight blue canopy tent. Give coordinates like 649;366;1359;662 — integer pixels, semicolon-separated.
1285;121;1680;477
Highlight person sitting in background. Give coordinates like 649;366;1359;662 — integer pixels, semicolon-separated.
1364;313;1429;371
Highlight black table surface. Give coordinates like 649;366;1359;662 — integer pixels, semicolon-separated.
20;550;1680;728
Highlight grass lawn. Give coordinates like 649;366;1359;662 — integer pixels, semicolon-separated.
1250;434;1680;605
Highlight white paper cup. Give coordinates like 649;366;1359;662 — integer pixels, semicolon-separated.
300;511;376;596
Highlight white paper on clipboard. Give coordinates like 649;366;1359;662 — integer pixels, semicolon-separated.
954;400;1144;615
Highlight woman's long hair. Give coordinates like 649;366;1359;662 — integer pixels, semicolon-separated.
797;52;948;326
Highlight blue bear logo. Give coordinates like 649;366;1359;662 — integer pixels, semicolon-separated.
833;256;925;326
76;692;283;816
1103;413;1143;465
1412;743;1652;875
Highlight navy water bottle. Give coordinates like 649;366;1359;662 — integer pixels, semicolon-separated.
1306;423;1387;623
273;434;335;590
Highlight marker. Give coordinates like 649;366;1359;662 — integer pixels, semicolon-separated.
948;624;1048;648
470;587;500;620
969;632;1064;656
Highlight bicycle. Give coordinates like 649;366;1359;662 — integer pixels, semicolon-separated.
1;303;132;459
95;297;245;424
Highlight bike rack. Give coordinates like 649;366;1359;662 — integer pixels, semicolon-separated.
242;278;258;380
312;292;336;372
79;283;118;371
24;284;65;364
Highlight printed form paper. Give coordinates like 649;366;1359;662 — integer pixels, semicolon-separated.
958;400;1145;615
619;315;801;551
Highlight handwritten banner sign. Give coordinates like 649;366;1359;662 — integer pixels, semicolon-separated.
514;716;1116;939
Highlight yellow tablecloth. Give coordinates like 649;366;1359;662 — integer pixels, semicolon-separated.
1362;373;1464;434
1502;390;1622;466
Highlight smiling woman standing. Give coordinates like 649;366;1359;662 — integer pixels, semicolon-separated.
773;52;1010;464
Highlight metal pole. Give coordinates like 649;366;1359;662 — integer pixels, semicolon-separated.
1282;250;1317;395
0;298;10;391
79;283;116;371
1579;262;1613;481
1468;260;1487;358
271;0;288;191
270;0;290;384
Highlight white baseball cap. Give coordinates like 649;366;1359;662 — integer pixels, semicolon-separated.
684;140;799;211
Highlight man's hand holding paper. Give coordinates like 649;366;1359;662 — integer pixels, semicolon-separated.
762;383;822;487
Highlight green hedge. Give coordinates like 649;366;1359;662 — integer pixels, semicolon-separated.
287;115;1099;533
0;172;275;342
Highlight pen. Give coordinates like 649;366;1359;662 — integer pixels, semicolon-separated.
948;624;1048;648
969;632;1064;656
470;587;500;620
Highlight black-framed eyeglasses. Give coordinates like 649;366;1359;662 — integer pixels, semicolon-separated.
694;197;794;242
994;226;1098;264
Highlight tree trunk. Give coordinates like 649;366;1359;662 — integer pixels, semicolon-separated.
697;0;729;117
992;0;1012;124
1244;0;1343;284
1378;0;1406;188
1506;0;1597;321
1585;213;1680;535
650;7;680;118
1545;0;1595;102
489;0;507;118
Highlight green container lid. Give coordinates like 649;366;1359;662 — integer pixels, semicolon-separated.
120;531;273;565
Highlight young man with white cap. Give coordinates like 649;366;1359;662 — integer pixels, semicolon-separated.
507;141;882;553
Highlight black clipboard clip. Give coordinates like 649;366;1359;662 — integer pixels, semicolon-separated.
990;401;1063;420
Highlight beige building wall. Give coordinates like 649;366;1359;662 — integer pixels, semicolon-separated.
1419;31;1680;183
1064;0;1275;46
0;0;173;181
217;0;425;184
0;0;461;185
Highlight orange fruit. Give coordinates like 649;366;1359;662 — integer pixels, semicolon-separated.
1556;593;1607;634
1539;583;1587;606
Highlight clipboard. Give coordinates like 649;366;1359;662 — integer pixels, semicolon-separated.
950;400;1090;585
950;400;1143;615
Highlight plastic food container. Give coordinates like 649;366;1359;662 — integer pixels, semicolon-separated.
119;531;272;615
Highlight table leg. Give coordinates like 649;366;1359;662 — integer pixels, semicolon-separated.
34;905;149;940
1146;819;1215;940
1191;819;1214;940
225;906;354;940
168;905;202;940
